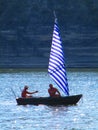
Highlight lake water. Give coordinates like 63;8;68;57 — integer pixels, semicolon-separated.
0;69;98;130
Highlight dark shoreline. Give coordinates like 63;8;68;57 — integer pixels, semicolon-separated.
0;67;98;73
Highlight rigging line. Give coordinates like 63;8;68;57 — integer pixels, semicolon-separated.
10;87;17;98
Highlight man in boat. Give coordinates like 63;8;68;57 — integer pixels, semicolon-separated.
21;85;38;98
48;84;61;97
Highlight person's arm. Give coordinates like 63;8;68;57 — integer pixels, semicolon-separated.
31;91;38;94
56;89;61;96
27;91;38;94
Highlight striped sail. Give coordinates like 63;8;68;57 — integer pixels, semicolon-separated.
48;18;69;96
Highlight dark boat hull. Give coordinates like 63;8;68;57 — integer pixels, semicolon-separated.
16;94;82;106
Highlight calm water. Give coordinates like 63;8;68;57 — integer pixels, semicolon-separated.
0;69;98;130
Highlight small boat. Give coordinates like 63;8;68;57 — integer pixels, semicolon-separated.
16;94;82;105
16;13;82;106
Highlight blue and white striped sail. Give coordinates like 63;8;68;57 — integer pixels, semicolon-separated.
48;17;69;96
